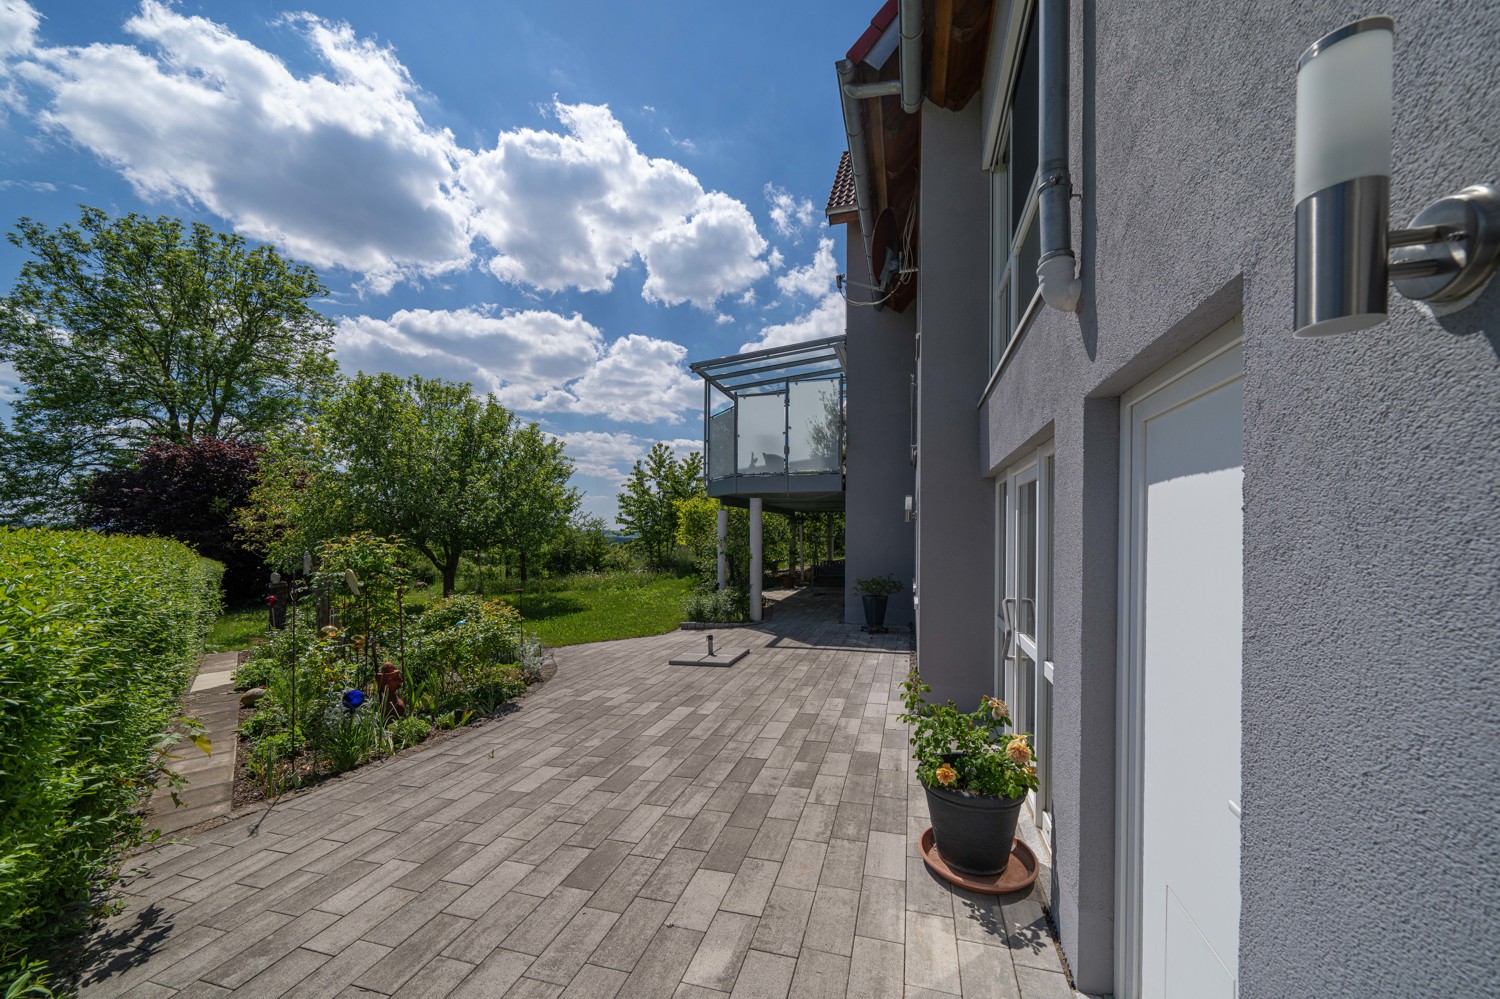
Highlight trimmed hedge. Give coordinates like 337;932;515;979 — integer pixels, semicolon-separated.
0;527;222;982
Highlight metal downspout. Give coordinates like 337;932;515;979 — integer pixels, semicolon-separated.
837;58;879;271
899;0;922;114
837;0;923;279
1037;0;1083;311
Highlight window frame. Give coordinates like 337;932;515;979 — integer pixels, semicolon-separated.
985;0;1044;383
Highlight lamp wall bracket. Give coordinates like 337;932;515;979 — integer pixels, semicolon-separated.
1390;184;1500;307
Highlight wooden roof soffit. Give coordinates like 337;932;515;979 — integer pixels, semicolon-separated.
924;0;994;112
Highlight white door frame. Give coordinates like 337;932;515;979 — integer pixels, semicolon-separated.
996;443;1054;834
1114;320;1244;997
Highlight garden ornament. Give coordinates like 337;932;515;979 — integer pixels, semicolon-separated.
376;662;408;719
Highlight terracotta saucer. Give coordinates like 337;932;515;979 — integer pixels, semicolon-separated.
918;826;1039;895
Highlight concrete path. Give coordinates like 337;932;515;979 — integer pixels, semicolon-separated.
85;591;1077;999
146;650;242;837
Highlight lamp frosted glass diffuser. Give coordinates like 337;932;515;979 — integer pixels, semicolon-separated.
1293;17;1394;337
1294;21;1393;202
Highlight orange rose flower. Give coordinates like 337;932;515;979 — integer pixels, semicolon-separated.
984;696;1010;721
935;763;958;787
1006;737;1033;765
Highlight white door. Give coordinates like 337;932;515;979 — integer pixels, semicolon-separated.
1118;322;1243;999
996;446;1054;834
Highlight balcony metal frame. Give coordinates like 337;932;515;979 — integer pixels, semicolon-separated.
691;336;847;512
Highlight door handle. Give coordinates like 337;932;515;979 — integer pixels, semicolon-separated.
1001;597;1018;654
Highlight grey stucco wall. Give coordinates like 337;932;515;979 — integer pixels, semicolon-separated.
914;101;997;711
843;225;917;626
952;0;1500;994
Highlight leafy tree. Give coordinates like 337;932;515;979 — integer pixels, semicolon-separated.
241;373;571;597
544;513;613;576
81;436;264;601
674;495;793;584
0;207;336;522
616;443;703;569
494;423;579;586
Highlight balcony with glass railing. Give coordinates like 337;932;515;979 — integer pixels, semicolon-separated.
691;335;845;513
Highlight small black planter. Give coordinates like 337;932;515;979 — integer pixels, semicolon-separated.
861;594;889;628
924;784;1025;876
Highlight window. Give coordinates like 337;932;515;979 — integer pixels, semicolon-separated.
989;4;1042;372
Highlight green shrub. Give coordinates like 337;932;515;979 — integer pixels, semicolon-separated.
407;596;527;711
684;585;749;623
388;715;433;750
0;527;222;982
309;693;388;774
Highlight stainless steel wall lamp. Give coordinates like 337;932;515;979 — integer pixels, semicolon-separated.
1293;16;1500;337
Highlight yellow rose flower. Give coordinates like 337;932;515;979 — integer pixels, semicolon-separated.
985;696;1010;721
935;763;958;787
1006;737;1033;765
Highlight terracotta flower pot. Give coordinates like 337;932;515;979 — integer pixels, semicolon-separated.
923;784;1025;876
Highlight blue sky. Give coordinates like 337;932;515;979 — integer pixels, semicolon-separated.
0;1;865;523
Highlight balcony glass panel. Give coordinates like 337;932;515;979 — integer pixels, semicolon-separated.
787;378;841;473
737;392;786;475
708;408;735;481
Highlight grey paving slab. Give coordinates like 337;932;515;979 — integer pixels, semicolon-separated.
592;898;673;972
682;911;758;992
82;590;1072;999
727;950;796;999
789;948;849;999
146;652;242;837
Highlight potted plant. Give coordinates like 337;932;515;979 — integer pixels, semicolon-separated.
900;668;1039;875
855;574;902;628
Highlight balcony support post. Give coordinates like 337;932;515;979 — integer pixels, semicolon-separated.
749;497;764;622
717;507;728;591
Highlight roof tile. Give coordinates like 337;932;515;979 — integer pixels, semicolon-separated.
825;151;856;217
847;0;899;63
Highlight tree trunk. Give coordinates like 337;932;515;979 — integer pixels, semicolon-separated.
519;549;528;589
442;553;461;597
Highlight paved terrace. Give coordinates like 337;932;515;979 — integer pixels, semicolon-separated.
84;589;1076;999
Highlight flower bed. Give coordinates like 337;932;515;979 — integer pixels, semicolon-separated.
233;533;544;802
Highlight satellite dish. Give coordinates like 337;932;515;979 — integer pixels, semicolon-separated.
869;207;901;305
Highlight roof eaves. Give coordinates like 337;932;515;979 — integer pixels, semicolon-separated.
824;150;857;221
846;0;899;64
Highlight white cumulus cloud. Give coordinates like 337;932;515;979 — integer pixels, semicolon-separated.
640;191;768;309
563;333;701;423
0;1;38;59
740;293;844;352
464;103;766;309
764;182;817;238
11;5;770;307
740;238;844;351
554;430;700;486
335;307;701;424
775;236;837;300
21;2;472;293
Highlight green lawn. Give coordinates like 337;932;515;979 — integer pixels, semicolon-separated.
207;604;273;652
503;572;695;646
206;571;694;652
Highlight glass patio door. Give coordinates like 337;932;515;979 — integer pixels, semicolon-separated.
997;446;1054;832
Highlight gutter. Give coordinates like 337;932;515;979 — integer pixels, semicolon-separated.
837;58;879;269
898;0;921;113
1036;0;1083;311
837;0;923;277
